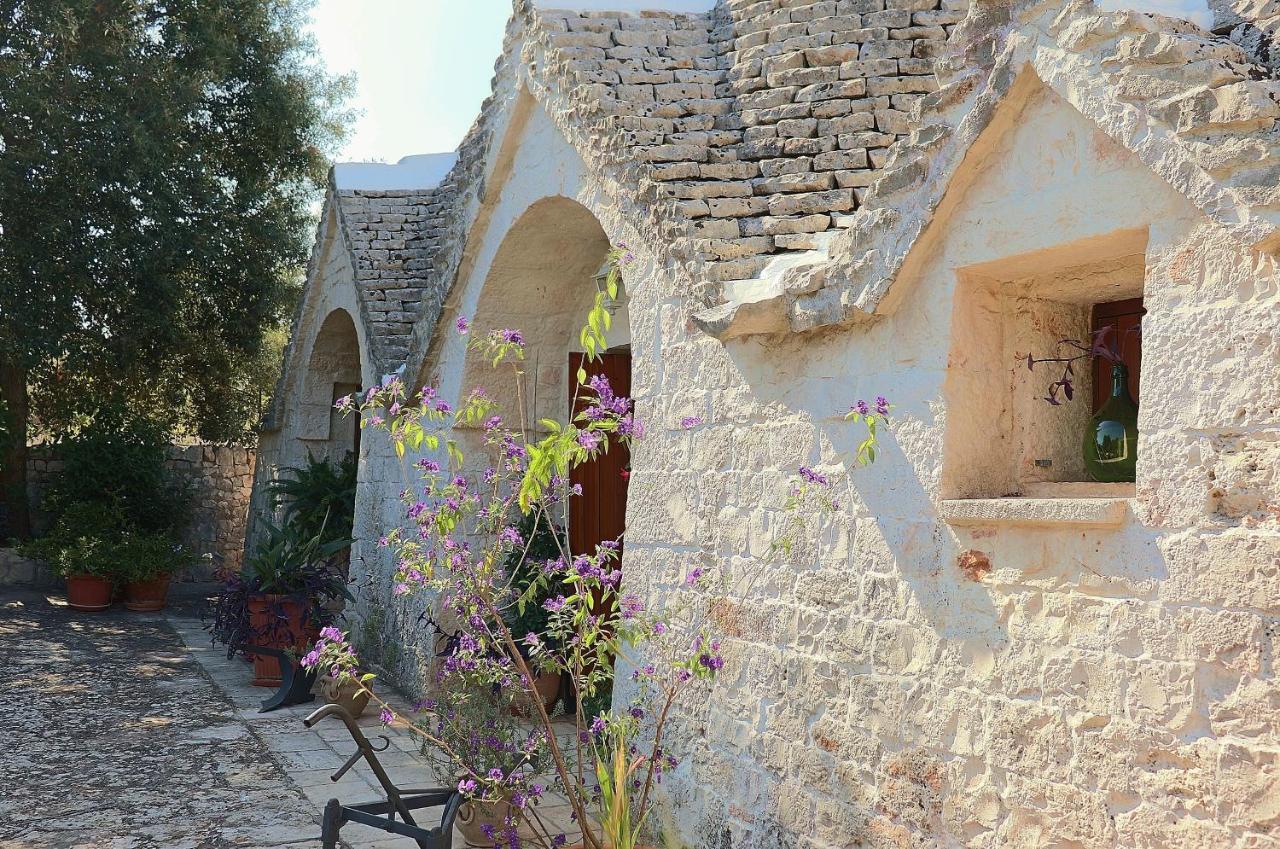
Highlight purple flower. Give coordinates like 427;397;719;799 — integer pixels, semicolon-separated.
590;717;606;735
620;594;644;619
319;626;344;643
853;399;870;416
577;430;603;451
543;596;566;612
680;415;703;429
799;466;829;486
874;395;890;415
380;708;394;725
457;778;477;795
487;768;505;781
499;328;524;346
685;567;703;586
456;315;470;335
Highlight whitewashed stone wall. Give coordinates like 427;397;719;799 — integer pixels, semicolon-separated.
259;2;1280;847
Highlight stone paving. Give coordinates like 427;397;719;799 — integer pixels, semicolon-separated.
0;588;583;849
0;589;323;849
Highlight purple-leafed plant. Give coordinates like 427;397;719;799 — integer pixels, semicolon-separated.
1025;325;1139;405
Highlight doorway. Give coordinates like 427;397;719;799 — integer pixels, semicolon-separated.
568;350;631;560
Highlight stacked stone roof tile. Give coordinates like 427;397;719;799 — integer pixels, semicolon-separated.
692;0;1280;338
328;0;973;372
301;1;1280;370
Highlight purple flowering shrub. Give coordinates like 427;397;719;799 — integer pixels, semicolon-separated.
304;246;727;849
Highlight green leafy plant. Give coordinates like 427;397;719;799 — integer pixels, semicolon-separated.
116;534;196;584
42;413;193;537
241;518;354;599
208;518;353;656
594;721;646;849
502;510;568;653
20;501;129;579
267;451;357;547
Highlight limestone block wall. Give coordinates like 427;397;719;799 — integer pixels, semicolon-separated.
24;443;255;581
270;2;1280;847
618;77;1280;848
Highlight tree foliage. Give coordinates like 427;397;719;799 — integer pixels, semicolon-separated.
0;0;351;441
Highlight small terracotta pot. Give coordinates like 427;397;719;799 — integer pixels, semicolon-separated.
66;574;112;611
457;798;518;847
245;594;317;688
124;575;171;612
320;675;372;718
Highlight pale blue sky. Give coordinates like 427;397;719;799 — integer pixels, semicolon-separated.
308;1;513;164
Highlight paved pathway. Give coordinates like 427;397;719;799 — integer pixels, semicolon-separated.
0;589;582;849
0;590;430;849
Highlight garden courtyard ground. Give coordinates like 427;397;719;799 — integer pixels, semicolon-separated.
0;588;542;849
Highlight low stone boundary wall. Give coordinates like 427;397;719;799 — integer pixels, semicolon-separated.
22;443;255;582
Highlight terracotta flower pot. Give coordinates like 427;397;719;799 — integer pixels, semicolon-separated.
509;670;563;717
66;574;112;612
124;575;171;612
245;594;317;688
320;675;372;718
457;798;519;847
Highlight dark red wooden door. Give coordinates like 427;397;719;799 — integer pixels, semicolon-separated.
568;351;631;559
1091;298;1144;411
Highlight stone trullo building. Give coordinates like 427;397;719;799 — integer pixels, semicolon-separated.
249;1;1280;845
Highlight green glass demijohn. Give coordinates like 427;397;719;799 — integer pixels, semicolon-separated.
1083;362;1138;482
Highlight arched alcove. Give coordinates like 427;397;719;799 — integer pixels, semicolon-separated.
299;308;363;461
451;196;632;560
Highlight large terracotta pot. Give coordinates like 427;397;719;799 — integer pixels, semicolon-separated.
124;575;171;612
66;574;112;611
245;594;317;688
457;798;519;847
320;675;372;718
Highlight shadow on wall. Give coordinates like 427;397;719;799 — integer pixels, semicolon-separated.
699;325;1170;845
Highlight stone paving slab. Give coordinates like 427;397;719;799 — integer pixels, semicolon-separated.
0;590;323;849
0;587;590;849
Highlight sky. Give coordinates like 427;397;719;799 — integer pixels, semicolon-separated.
307;1;513;165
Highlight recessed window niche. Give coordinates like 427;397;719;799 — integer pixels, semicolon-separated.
941;229;1147;502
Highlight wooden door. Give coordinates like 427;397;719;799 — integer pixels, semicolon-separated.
1091;298;1144;411
568;351;631;560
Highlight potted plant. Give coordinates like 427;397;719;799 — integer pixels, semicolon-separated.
502;510;568;715
213;517;352;687
21;501;127;612
119;534;193;611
